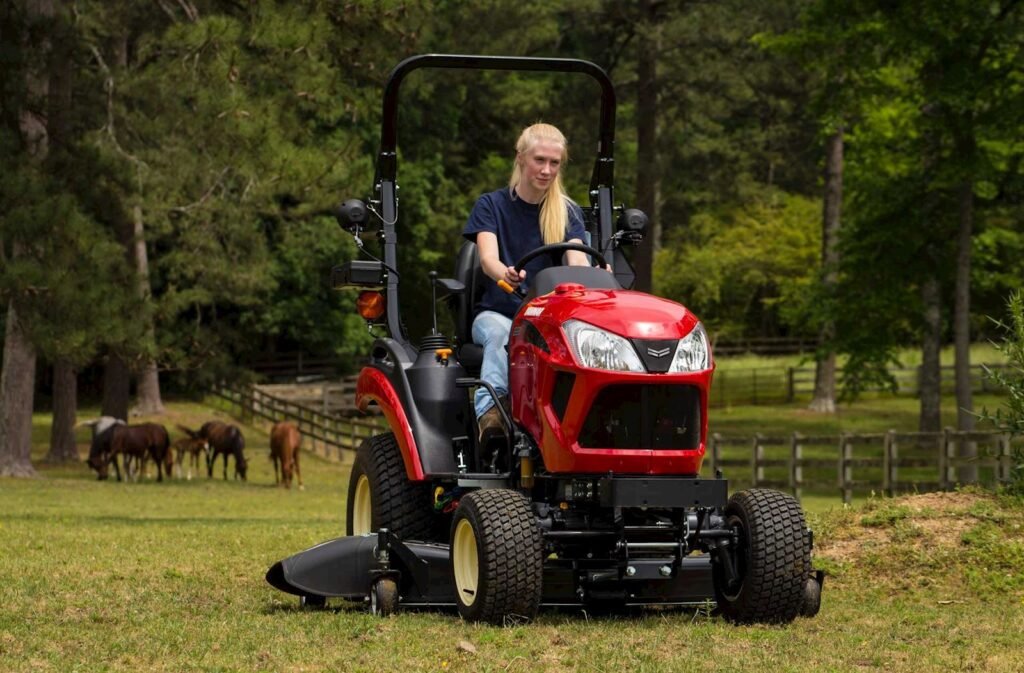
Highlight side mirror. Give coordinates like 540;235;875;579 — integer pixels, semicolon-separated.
336;199;368;231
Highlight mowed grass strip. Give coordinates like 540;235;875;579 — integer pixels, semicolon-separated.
0;401;1022;672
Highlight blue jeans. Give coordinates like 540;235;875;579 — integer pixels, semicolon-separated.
471;310;512;418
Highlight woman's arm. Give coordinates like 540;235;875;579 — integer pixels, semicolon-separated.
477;231;526;287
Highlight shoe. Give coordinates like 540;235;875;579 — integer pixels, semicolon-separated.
477;399;509;443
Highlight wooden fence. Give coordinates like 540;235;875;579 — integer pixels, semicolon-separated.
709;429;1020;504
208;382;385;463
209;383;1020;503
711;362;1009;407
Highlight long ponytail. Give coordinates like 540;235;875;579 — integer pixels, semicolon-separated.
509;123;573;245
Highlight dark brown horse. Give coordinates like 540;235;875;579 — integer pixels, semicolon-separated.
84;417;126;480
182;421;247;480
89;423;171;482
270;421;303;490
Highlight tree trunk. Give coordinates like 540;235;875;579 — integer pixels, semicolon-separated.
46;360;78;463
919;273;942;433
954;176;976;481
809;129;844;413
0;303;38;477
0;0;54;478
102;354;131;421
131;205;164;415
632;0;661;293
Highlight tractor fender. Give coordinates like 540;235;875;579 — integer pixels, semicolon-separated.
356;338;465;481
357;366;425;481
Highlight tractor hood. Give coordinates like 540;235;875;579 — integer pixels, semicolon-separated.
523;286;702;342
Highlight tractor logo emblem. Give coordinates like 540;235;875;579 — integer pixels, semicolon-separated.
647;346;671;358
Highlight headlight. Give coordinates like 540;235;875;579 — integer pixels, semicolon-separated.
563;320;645;372
668;322;709;372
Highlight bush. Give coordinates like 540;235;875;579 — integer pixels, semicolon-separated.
981;291;1024;494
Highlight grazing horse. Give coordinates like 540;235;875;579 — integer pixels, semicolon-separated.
181;421;247;480
83;417;127;480
90;423;171;482
173;428;209;480
270;421;303;490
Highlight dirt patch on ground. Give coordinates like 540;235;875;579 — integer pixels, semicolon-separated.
816;491;993;565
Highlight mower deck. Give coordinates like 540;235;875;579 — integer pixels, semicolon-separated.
266;529;717;611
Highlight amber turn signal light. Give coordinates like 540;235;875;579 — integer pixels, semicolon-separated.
356;291;385;320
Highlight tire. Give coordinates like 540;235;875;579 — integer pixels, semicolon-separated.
371;577;399;616
345;433;434;540
713;488;811;624
449;489;543;625
801;574;823;617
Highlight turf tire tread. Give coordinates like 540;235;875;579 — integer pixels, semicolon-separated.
715;488;811;624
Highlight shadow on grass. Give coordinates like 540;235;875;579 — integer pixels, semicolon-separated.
4;512;322;526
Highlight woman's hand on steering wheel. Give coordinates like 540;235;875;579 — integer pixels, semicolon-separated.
497;241;610;296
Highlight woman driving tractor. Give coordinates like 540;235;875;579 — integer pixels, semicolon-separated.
462;123;592;442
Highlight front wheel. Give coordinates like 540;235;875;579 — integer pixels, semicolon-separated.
450;489;543;625
712;488;811;624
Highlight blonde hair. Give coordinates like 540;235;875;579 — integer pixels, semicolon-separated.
509;123;572;245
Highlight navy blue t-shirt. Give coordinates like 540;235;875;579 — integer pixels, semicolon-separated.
463;188;586;319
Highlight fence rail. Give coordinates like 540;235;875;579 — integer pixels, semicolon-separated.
709;429;1020;503
210;382;1019;503
208;382;385;463
711;362;1009;407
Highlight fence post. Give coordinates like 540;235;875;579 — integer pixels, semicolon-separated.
709;433;720;475
786;368;795;403
838;433;853;505
941;427;955;490
753;433;764;487
790;432;802;499
883;429;898;497
999;434;1012;484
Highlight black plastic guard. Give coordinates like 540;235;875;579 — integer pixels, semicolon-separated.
266;535;381;600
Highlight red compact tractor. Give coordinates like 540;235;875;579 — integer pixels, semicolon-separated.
267;54;823;624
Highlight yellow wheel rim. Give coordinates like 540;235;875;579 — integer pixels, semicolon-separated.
453;518;479;607
353;474;372;535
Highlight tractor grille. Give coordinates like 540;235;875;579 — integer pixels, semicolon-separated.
578;384;701;450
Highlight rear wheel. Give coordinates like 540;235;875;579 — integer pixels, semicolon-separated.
449;489;543;625
713;488;811;624
345;433;434;540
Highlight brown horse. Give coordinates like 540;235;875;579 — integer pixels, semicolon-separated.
181;421;247;480
270;421;303;490
91;423;171;482
172;430;209;480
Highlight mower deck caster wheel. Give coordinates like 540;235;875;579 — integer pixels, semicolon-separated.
299;594;327;609
801;571;824;617
371;577;399;616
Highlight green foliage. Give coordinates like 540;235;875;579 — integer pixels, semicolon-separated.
654;190;820;338
980;291;1024;493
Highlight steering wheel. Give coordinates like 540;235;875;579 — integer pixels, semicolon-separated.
498;242;609;296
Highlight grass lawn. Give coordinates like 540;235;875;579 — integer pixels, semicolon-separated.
2;400;1022;672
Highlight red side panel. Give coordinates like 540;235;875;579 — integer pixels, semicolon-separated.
355;366;425;481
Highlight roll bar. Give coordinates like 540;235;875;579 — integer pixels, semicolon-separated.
368;54;619;349
374;53;617;191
